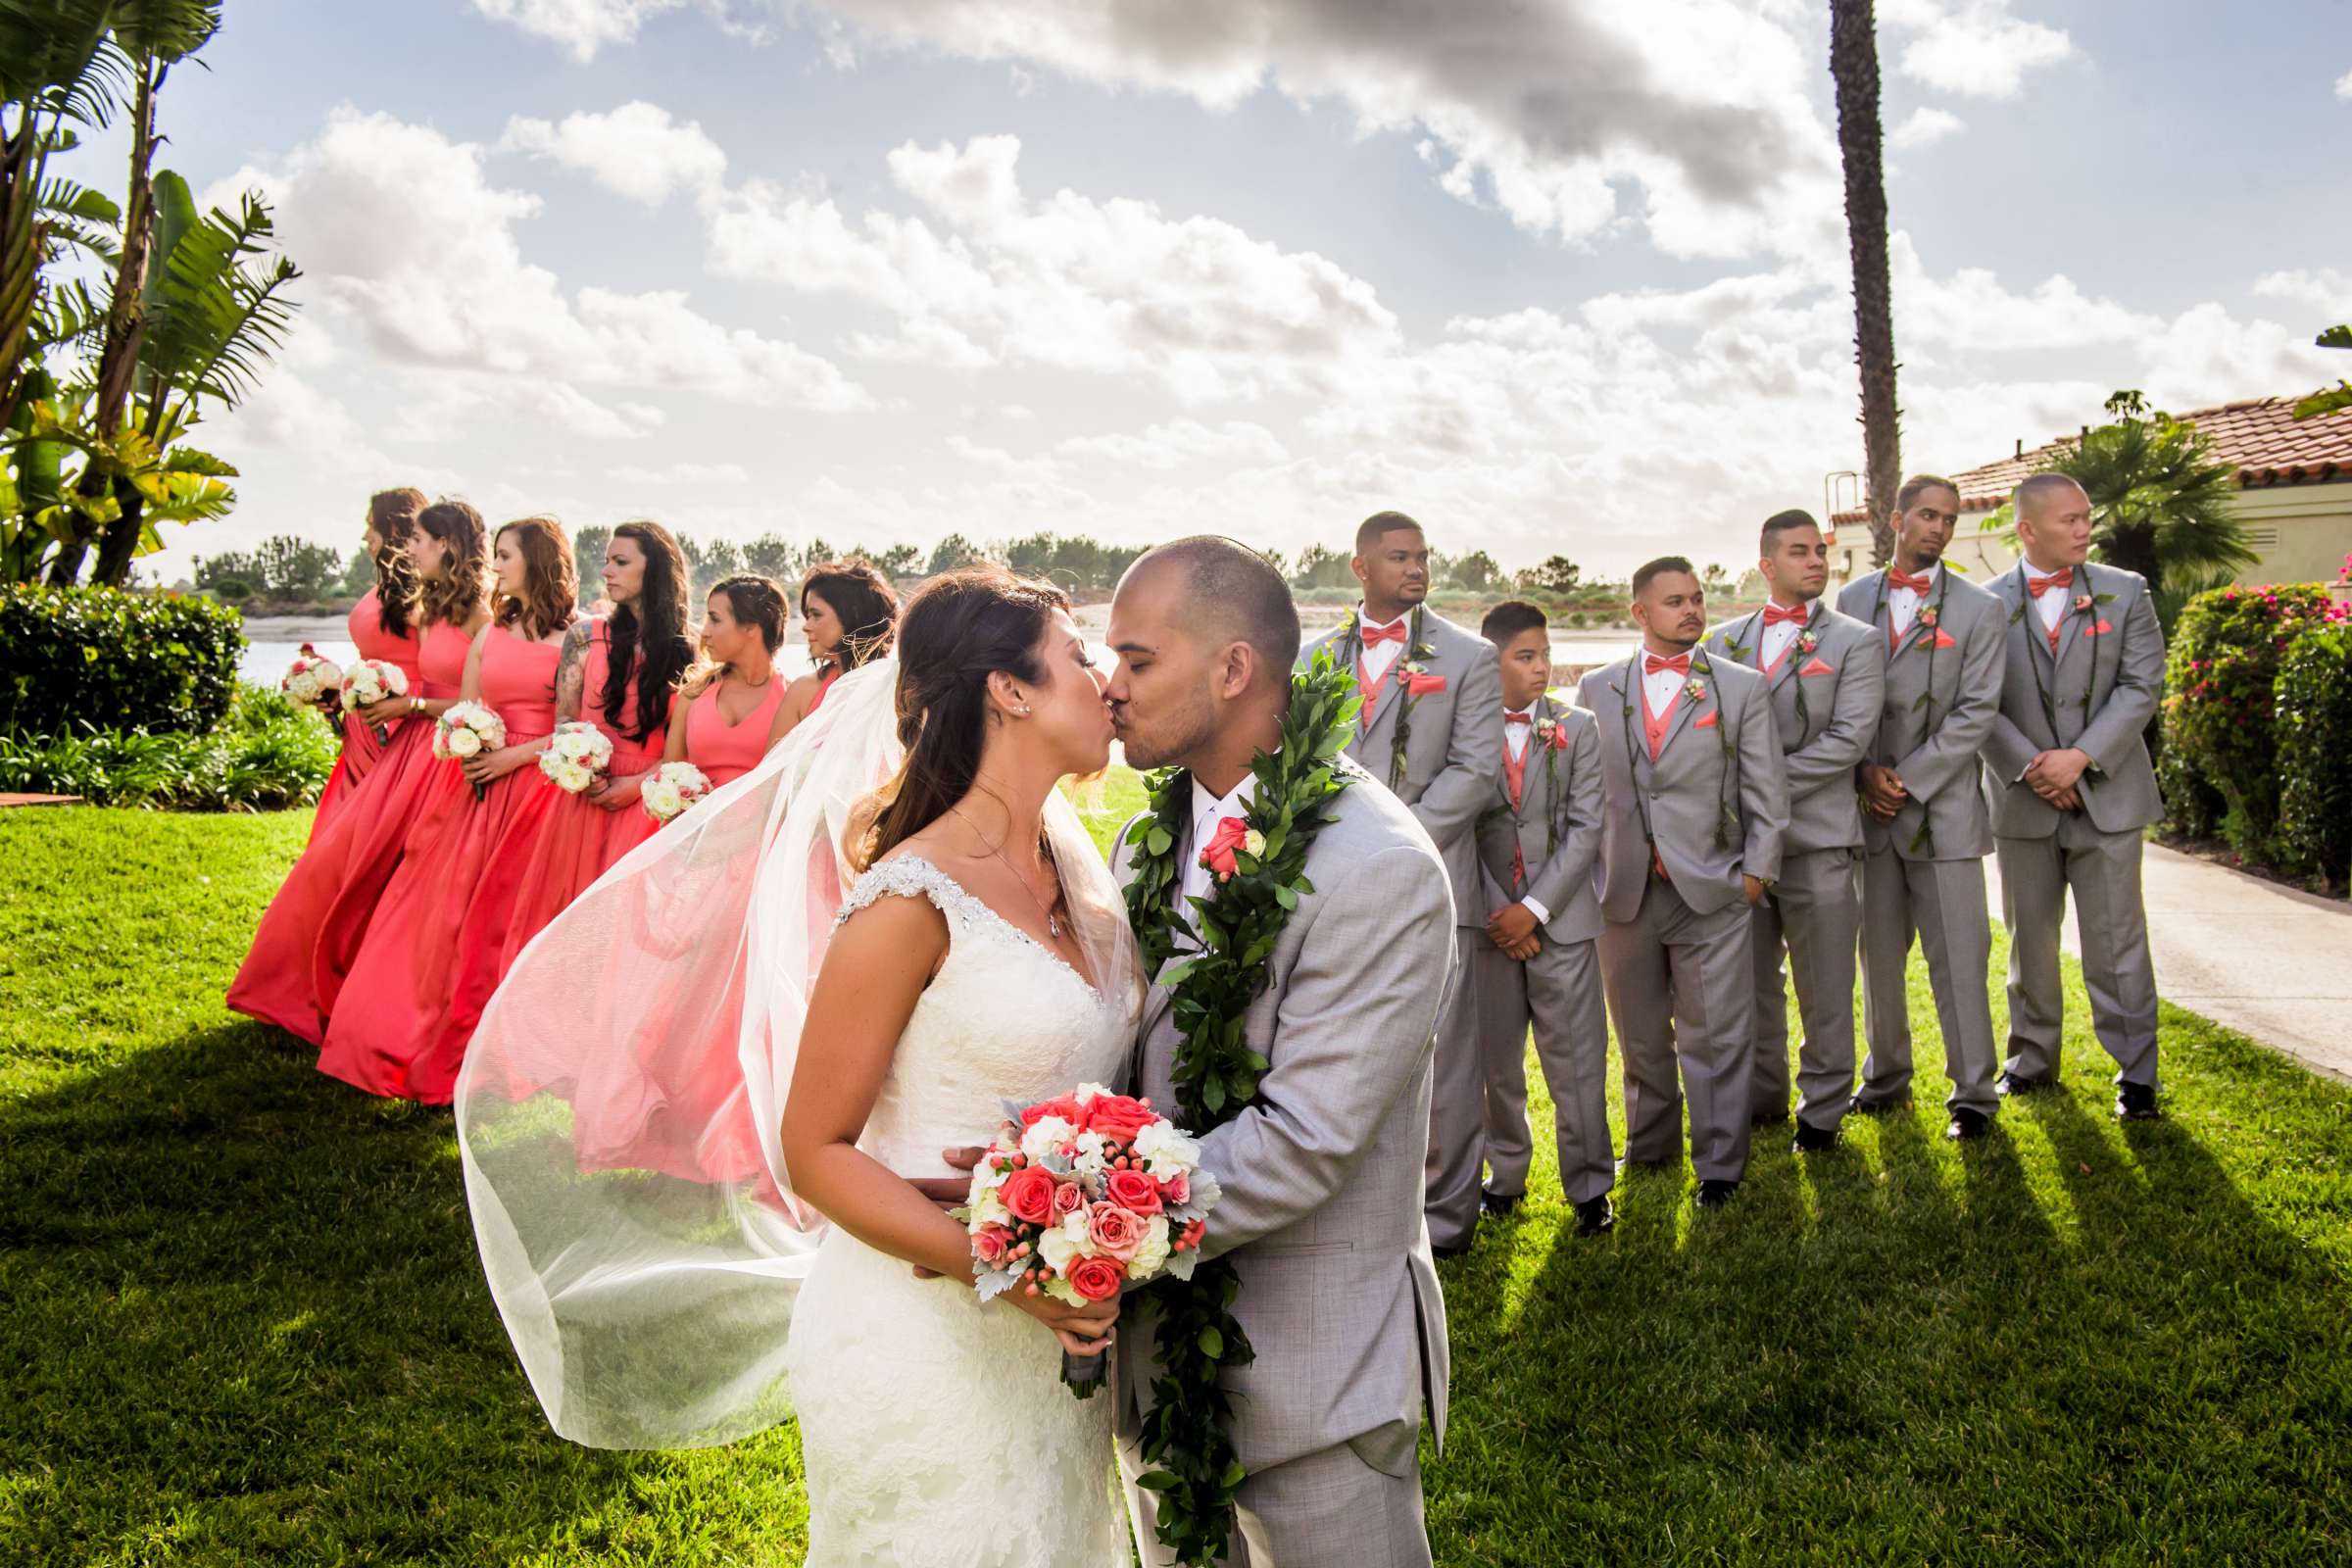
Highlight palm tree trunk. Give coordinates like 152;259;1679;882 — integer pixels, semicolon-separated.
1830;0;1901;566
87;57;164;588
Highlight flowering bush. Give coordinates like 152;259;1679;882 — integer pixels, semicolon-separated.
2162;583;2340;858
2275;624;2352;886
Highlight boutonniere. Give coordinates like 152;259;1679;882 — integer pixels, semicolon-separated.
1917;605;1939;628
2072;593;2093;614
1796;629;1819;653
1534;716;1568;751
1684;677;1708;703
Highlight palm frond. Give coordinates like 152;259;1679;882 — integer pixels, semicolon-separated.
138;188;301;428
0;2;129;128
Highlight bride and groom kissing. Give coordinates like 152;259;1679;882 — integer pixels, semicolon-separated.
783;535;1454;1566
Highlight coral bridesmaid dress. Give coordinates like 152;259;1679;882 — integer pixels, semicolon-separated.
682;672;787;787
317;626;563;1103
310;587;424;839
227;618;472;1045
497;621;668;968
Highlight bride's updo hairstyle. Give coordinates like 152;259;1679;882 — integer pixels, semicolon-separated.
851;564;1070;872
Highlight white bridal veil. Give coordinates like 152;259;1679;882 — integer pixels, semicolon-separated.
454;657;1136;1448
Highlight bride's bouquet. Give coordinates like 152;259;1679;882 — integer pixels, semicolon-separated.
434;701;508;800
958;1082;1220;1397
538;720;614;796
639;760;712;824
338;658;410;745
280;644;343;710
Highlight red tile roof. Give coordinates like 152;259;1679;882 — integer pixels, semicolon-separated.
1829;396;2352;523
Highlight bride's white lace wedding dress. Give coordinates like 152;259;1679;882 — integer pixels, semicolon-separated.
784;854;1136;1567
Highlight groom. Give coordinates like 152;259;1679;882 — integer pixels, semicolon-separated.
1103;536;1455;1568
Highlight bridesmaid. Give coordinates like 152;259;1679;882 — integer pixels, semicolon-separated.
500;520;696;965
767;560;898;748
663;573;788;789
318;515;577;1103
229;499;492;1044
310;486;428;838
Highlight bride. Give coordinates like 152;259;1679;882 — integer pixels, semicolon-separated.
456;565;1144;1565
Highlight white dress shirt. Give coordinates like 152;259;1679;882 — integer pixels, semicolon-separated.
2022;560;2069;638
1354;607;1408;685
1639;655;1690;720
1178;769;1260;940
1501;705;1549;924
1758;608;1805;671
1887;563;1941;638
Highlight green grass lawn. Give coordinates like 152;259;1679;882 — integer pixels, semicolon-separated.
3;795;2349;1565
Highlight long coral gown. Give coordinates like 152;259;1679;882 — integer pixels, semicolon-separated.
497;621;667;969
228;618;472;1045
311;588;424;840
682;672;787;787
317;625;563;1103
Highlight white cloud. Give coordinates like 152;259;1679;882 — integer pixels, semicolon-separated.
205;107;867;413
1054;418;1288;468
468;0;692;62
1889;106;1966;150
2252;269;2352;316
1882;0;2074;99
2335;68;2351;100
609;460;753;484
501;101;727;206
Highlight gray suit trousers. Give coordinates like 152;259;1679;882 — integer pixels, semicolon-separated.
1997;825;2161;1088
1473;936;1613;1203
1424;926;1486;1250
1857;848;2000;1115
1750;846;1863;1131
1120;1427;1432;1568
1598;875;1754;1182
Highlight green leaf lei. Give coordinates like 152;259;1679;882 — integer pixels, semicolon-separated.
1117;652;1360;1567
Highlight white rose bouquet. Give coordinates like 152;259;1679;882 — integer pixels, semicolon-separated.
640;760;713;824
434;701;508;800
280;643;344;710
537;720;614;796
339;659;411;745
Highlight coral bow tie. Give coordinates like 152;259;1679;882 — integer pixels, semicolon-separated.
2028;568;2074;597
1763;601;1809;626
1888;568;1934;593
1359;620;1407;646
1504;711;1533;726
1644;653;1690;677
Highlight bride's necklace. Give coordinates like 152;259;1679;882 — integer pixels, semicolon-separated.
950;805;1065;939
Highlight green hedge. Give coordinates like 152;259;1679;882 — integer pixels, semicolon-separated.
0;685;336;810
2276;623;2352;883
2161;583;2338;861
0;585;245;740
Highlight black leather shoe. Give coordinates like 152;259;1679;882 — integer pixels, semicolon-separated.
1997;1070;2055;1098
1945;1106;1993;1141
1572;1195;1615;1237
1694;1179;1740;1208
1847;1094;1910;1118
2115;1081;2162;1121
1791;1120;1840;1154
1480;1188;1521;1217
1431;1239;1472;1260
1750;1106;1792;1129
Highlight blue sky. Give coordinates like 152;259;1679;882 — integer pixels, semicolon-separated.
87;0;2352;578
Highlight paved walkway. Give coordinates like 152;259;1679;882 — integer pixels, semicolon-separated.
1989;842;2352;1086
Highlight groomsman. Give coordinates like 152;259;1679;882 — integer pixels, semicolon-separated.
1702;511;1886;1152
1299;512;1503;1255
1983;474;2166;1118
1836;475;2007;1140
1580;558;1787;1206
1471;601;1613;1237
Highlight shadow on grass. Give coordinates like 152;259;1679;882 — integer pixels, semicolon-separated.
0;1022;805;1567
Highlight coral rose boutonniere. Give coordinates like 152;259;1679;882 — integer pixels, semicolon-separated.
1796;628;1819;654
1684;676;1708;703
1917;605;1939;628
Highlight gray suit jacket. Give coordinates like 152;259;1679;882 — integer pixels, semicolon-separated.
1836;567;2005;861
1299;608;1503;928
1981;560;2165;838
1109;767;1453;1477
1702;602;1886;856
1473;694;1603;946
1577;653;1788;924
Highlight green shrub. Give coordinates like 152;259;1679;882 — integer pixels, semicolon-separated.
2162;583;2337;861
2276;622;2352;884
0;685;335;810
0;585;245;739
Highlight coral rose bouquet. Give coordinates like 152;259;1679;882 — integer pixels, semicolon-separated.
279;643;344;711
958;1082;1220;1397
433;701;508;800
640;760;712;824
538;719;614;796
338;658;410;745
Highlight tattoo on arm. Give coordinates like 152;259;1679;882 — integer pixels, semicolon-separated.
555;621;593;721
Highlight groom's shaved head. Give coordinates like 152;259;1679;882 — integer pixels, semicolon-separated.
1131;535;1301;679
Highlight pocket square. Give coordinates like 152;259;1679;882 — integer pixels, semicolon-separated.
2085;619;2114;636
1933;629;1957;649
1799;657;1835;676
1694;710;1719;728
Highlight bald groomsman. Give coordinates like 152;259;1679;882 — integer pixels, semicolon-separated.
1702;511;1886;1152
1581;557;1787;1206
1836;474;2007;1141
1300;511;1503;1254
1984;473;2166;1118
